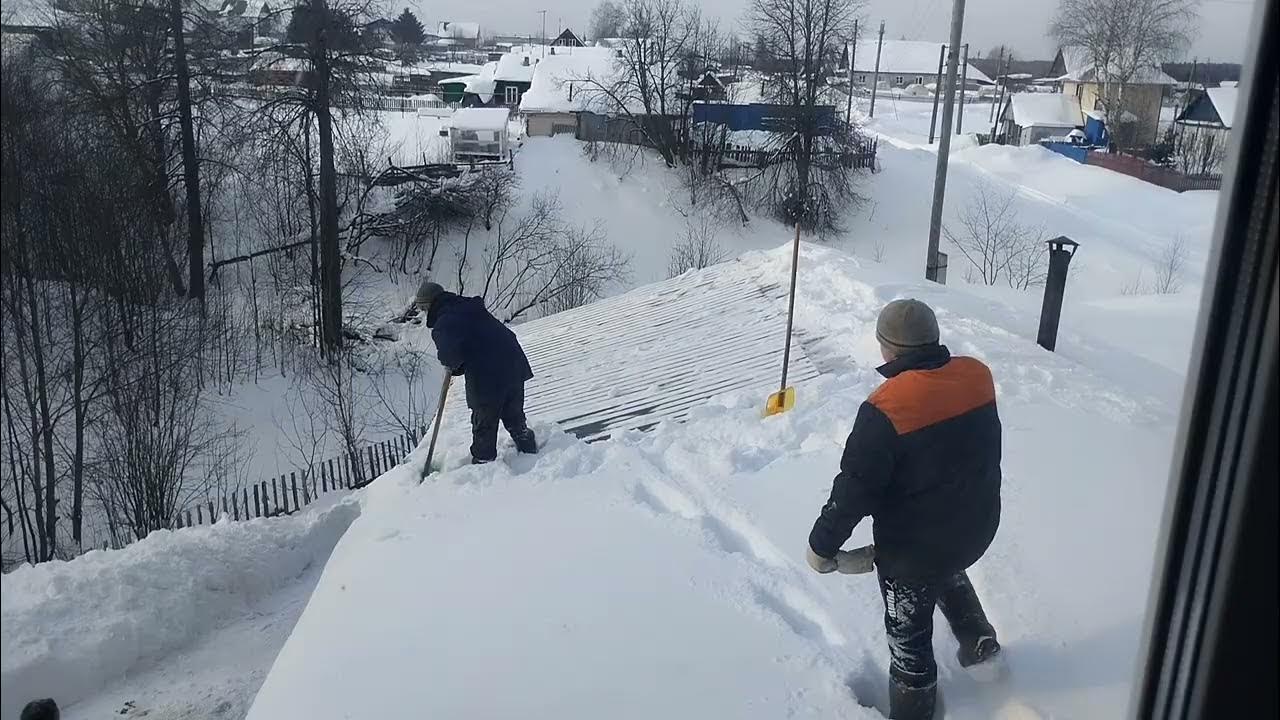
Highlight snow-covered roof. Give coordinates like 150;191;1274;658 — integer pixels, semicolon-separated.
494;49;537;83
437;21;480;39
1004;92;1083;128
451;107;509;131
443;61;497;99
849;40;992;84
1;0;51;29
1205;86;1238;128
390;60;485;75
1057;45;1177;85
519;46;619;113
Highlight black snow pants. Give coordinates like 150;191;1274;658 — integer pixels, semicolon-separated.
469;382;535;463
878;570;997;689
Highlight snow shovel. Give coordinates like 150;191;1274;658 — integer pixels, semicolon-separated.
420;372;453;482
764;222;802;417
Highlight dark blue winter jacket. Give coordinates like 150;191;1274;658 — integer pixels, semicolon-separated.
426;292;533;407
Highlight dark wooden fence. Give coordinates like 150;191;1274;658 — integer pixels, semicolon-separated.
169;430;424;532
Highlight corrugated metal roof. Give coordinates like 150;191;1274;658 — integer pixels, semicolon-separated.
444;258;822;441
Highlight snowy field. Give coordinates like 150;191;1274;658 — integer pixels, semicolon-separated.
1;89;1223;719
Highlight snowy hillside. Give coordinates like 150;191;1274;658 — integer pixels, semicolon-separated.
245;245;1180;719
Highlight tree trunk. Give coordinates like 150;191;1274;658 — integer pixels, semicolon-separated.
312;0;343;355
171;0;206;305
69;282;87;550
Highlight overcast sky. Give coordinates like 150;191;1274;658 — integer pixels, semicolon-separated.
411;0;1257;63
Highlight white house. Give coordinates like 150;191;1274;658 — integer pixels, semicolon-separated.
436;20;481;46
842;39;992;90
519;46;620;136
997;93;1084;145
449;108;510;161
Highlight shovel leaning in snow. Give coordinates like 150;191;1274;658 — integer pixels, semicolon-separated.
420;373;453;482
764;221;802;417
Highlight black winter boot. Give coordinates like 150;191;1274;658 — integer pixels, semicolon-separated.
888;677;936;720
957;634;1002;668
512;428;538;454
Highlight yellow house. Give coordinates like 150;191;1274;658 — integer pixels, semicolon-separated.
1051;47;1176;147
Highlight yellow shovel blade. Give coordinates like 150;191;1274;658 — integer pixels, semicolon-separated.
763;386;796;417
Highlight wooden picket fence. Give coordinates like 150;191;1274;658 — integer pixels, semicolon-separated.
172;430;425;530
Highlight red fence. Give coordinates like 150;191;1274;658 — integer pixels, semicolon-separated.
1085;152;1223;192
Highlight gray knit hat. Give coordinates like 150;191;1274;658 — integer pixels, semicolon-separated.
415;280;444;309
876;298;940;351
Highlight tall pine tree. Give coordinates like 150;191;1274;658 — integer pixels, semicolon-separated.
391;8;425;45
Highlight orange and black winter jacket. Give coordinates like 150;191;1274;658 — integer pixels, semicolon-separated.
809;345;1002;581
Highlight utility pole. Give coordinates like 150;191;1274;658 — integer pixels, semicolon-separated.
868;21;885;118
845;19;858;124
538;10;547;58
924;0;967;283
989;52;1009;141
988;47;1003;123
929;43;945;143
957;43;969;134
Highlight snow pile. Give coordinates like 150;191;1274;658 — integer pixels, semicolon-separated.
0;500;361;719
247;244;1181;719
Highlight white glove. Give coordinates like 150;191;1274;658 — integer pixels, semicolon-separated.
835;544;876;574
806;546;838;574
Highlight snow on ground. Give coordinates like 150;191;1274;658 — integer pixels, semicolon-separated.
246;245;1181;719
1;88;1221;720
0;500;361;720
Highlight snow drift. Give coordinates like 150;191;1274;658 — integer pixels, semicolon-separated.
0;500;361;719
246;245;1179;719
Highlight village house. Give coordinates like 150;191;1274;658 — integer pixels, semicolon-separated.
439;47;537;107
436;20;481;48
1175;84;1237;155
840;39;992;91
519;45;619;136
997;92;1084;146
1050;46;1176;147
551;28;584;48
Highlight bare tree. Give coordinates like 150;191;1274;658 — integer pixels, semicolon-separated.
585;0;701;166
454;193;631;321
1050;0;1197;147
1152;234;1188;294
667;216;728;277
944;183;1048;289
747;0;862;230
591;0;626;39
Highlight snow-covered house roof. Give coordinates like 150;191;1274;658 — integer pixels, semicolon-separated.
450;107;510;132
1054;46;1177;85
847;40;992;84
519;46;619;113
1204;86;1238;128
441;61;498;100
1;0;52;30
437;21;480;40
494;49;537;83
1001;92;1083;129
1176;85;1238;129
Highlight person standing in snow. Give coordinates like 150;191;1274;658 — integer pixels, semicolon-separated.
805;298;1002;720
413;280;538;464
